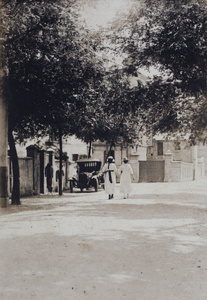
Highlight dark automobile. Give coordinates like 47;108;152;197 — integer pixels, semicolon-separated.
69;158;104;193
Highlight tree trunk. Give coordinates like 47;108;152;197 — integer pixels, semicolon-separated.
105;143;114;162
8;124;20;205
88;141;92;158
58;129;63;196
0;2;8;207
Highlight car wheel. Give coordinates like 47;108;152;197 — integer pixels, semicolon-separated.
94;179;98;192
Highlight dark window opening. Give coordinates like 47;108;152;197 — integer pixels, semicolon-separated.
174;142;181;150
72;154;79;161
157;142;163;156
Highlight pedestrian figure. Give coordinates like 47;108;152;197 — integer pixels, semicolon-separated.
56;166;64;192
102;156;117;199
45;162;53;193
118;157;133;199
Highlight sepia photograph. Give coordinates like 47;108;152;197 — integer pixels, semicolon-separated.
0;0;207;299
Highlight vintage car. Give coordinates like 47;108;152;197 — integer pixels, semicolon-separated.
69;158;104;193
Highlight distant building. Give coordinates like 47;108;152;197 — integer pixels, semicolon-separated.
9;136;88;196
92;134;207;183
139;135;206;182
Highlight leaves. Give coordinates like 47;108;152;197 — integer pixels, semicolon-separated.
5;0;104;141
108;0;207;142
5;0;207;148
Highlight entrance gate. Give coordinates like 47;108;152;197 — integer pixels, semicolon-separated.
139;160;165;182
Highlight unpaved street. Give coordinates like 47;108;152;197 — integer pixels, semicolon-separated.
1;180;207;300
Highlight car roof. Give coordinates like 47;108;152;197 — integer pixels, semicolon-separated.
76;158;101;163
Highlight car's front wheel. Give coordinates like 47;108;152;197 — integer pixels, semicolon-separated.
92;178;98;192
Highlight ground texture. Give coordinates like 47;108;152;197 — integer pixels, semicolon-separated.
1;180;207;300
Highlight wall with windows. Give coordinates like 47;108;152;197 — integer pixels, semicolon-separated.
147;139;194;163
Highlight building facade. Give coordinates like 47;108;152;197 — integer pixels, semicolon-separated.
9;136;88;197
139;137;206;182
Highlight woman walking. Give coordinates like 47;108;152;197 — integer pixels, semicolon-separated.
118;157;133;199
102;156;117;199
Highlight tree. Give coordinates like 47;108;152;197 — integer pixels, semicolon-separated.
74;63;148;160
5;0;104;202
141;1;207;95
0;0;8;207
112;0;207;141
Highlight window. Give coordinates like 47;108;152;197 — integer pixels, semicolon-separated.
157;142;163;156
174;142;181;150
72;154;78;161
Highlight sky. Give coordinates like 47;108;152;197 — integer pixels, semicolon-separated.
79;0;134;30
79;0;158;78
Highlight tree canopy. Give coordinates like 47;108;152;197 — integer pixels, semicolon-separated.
5;0;207;145
74;69;145;150
5;0;104;139
111;0;207;140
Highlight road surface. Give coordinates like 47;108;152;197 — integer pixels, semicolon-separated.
1;180;207;300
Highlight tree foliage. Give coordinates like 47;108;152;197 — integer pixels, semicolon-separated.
139;1;207;95
112;0;207;140
5;0;103;139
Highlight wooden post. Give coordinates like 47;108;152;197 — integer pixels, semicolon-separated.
59;129;63;196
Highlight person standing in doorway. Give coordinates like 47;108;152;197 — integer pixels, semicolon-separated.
45;162;53;194
102;156;117;199
118;157;133;199
56;166;64;192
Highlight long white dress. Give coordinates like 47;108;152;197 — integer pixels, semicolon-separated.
102;162;117;195
118;163;133;195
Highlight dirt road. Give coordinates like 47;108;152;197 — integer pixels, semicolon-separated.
1;180;207;300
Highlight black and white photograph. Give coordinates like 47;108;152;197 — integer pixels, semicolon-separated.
0;0;207;299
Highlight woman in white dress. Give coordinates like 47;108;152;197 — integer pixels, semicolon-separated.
102;156;117;199
118;157;133;199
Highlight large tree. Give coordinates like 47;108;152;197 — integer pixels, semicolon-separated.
5;0;104;203
0;1;9;207
112;0;207;140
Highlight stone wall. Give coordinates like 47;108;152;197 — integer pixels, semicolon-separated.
19;157;33;196
164;152;194;182
139;160;165;182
